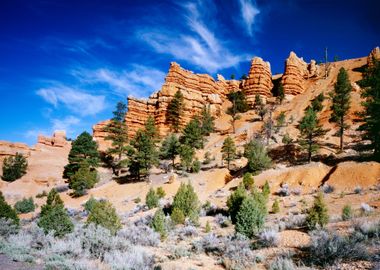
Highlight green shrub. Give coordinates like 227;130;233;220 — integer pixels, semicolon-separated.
203;151;212;164
242;173;254;190
1;153;28;182
156;187;166;199
151;208;166;238
191;159;201;173
84;196;98;212
262;180;270;198
205;221;211;233
227;184;247;224
0;192;19;226
69;165;98;197
38;189;73;237
272;199;280;214
342;204;353;221
171;207;185;225
146;188;159;209
243;139;271;174
14;197;35;213
306;192;329;230
36;190;47;198
86;200;121;234
235;196;267;238
172;182;200;219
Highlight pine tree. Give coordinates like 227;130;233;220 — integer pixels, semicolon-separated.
243;139;271;174
1;153;28;182
63;131;99;179
144;116;159;142
69;164;98;197
306;192;329;230
357;59;380;160
298;107;327;162
160;134;181;167
180;117;204;149
329;68;352;151
86;200;121;234
151;208;166;238
167;90;184;132
254;94;263;109
227;91;248;133
179;144;195;172
221;136;236;170
200;105;215;136
38;189;73;237
254;94;267;121
277;82;285;104
146;188;159;209
242;172;254;190
104;102;129;176
0;191;19;226
172;182;200;219
276;111;286;132
310;93;325;112
227;183;247;224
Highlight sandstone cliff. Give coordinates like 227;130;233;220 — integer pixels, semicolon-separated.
37;130;68;147
368;46;380;67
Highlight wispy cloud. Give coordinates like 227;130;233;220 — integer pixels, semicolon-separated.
37;84;106;116
239;0;260;36
71;65;166;97
138;1;249;73
52;115;80;132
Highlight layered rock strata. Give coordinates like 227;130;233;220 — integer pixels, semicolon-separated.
37;130;68;147
368;47;380;67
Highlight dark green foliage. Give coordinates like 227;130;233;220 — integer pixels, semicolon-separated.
243;139;271;174
227;91;248;133
254;94;263;109
86;200;121;234
104;101;129;176
192;158;201;173
180;117;204;149
310;93;325;112
306;192;329;230
240;74;248;80
170;207;185;225
221;136;236;170
38;189;73;237
230;74;235;79
167;90;184;132
156;187;166;199
282;133;293;145
227;184;247;224
262;180;270;198
277;82;285;104
172;182;200;219
144;116;159;141
146;188;159;209
0;192;19;226
84;196;98;212
203;151;212;164
200;105;215;136
14;197;35;213
276;111;286;131
1;153;27;182
272;199;280;214
63;131;99;179
242;172;254;190
357;59;380;160
330;68;352;151
69;164;98;197
151;208;166;238
235;196;267;238
205;220;211;232
128;124;159;180
179;144;195;172
254;94;267;121
342;204;352;221
298;107;327;162
160;134;181;167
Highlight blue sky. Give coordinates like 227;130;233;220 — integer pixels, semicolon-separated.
0;0;379;145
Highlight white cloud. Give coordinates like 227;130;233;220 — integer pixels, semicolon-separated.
239;0;260;36
36;85;106;116
72;65;166;98
138;1;249;73
52;116;80;132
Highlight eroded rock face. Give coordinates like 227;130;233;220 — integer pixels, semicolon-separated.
368;47;380;67
37;130;67;147
0;141;30;159
93;62;229;149
242;57;273;105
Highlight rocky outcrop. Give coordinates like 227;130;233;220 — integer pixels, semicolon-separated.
0;141;30;159
368;47;380;67
93;62;230;149
282;52;321;95
242;57;273;105
37;131;67;147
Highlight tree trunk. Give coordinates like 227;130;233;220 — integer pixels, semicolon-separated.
340;117;344;151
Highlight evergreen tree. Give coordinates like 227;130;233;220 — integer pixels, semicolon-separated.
144;116;159;142
63;131;99;179
242;172;254;190
221;136;236;170
262;180;270;198
180;117;204;149
227;91;248;133
254;94;263;109
298;107;327;162
276;111;286;132
0;191;19;225
262;110;274;144
200;105;215;136
305;192;329;230
310;93;325;112
272;199;280;214
254;94;267;121
357;59;380;160
86;200;121;234
179;144;195;172
167;90;184;132
104;102;129;176
1;153;27;182
243;139;271;174
329;68;352;151
227;183;247;224
172;182;200;219
14;197;35;213
69;164;98;197
277;82;285;104
160;134;181;167
38;189;73;237
146;188;159;209
171;207;185;225
151;208;166;238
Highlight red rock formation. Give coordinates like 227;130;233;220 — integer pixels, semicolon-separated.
242;57;273;105
281;52;309;95
0;141;30;159
37;131;67;147
368;47;380;67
